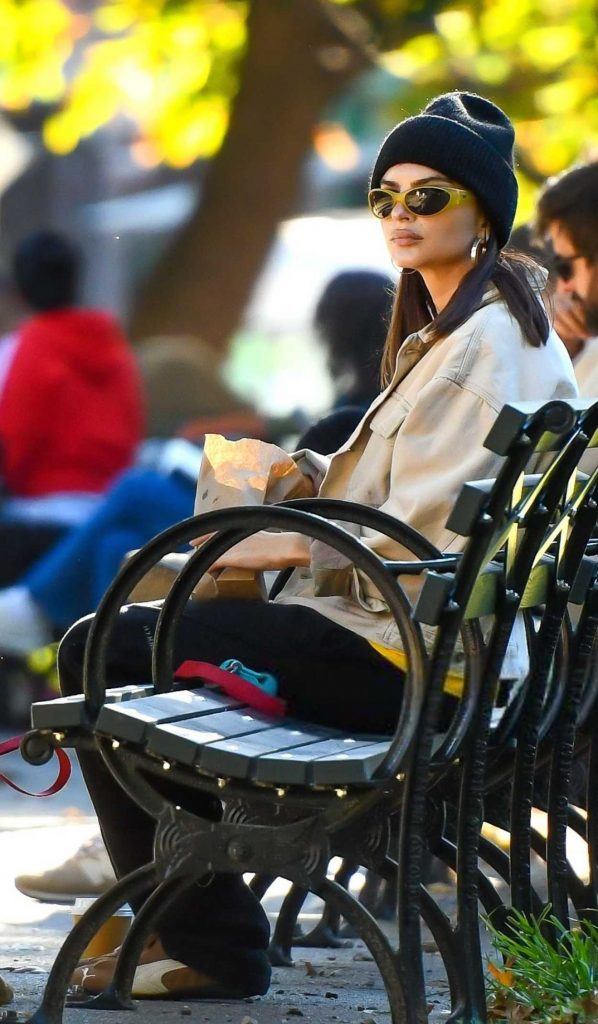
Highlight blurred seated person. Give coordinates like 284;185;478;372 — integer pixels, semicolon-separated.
0;336;266;662
0;231;144;584
509;218;596;386
299;269;393;454
536;162;598;396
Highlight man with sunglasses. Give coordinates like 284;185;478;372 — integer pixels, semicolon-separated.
537;162;598;393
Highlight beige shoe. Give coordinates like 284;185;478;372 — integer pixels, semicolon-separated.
0;976;14;1005
14;833;116;904
70;936;230;1000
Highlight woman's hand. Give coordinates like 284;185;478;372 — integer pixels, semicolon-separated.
189;530;311;572
298;473;317;498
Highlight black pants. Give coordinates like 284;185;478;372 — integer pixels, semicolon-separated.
58;599;404;988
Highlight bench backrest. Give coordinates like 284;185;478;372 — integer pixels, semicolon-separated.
414;399;598;727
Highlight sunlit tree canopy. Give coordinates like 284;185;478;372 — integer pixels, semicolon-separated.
0;0;248;167
369;0;598;217
1;0;598;215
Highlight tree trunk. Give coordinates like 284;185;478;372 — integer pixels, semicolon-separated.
130;0;373;352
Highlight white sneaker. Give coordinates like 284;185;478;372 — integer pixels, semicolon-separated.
0;586;53;656
14;833;116;904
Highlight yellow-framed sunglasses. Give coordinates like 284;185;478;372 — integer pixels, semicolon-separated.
368;185;472;219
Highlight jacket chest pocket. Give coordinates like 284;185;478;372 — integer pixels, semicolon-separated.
368;394;410;438
344;395;409;504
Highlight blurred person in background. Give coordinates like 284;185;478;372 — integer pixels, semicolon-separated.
9;334;264;903
0;268;25;396
0;230;144;586
536;162;598;391
0;337;265;716
299;269;393;454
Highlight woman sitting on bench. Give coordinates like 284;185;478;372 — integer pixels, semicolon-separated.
58;92;577;1002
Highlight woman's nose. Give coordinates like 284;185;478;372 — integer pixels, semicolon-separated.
556;276;575;296
391;200;413;220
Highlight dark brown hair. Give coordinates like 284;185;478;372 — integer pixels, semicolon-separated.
380;238;550;386
536;162;598;261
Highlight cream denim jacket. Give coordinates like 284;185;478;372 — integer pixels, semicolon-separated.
275;289;578;680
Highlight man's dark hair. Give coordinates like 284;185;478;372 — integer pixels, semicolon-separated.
314;270;393;405
536;162;598;261
12;230;80;311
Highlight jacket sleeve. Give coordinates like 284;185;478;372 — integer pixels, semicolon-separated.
352;375;505;608
291;449;331;492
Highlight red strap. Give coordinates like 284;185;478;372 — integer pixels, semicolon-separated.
174;660;287;719
0;735;72;797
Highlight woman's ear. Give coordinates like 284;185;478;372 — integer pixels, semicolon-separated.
478;219;490;241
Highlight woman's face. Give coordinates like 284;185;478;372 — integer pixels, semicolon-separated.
377;163;486;277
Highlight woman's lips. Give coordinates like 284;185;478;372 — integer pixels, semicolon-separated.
391;231;422;245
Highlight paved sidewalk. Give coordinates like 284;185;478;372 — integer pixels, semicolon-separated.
0;822;457;1024
0;745;510;1023
0;909;454;1024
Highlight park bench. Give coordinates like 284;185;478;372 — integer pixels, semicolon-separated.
19;397;598;1024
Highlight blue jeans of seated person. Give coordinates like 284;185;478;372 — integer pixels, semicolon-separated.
57;599;406;989
24;468;195;632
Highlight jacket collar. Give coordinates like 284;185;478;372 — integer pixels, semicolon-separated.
388;279;507;387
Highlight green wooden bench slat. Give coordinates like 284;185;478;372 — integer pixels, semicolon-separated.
147;709;277;766
198;722;342;781
96;689;243;744
30;683;155;730
255;735;390;786
309;738;391;785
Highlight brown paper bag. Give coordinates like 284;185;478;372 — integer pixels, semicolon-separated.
195;435;312;600
126;551;218;603
128;436;311;603
194;435;312;513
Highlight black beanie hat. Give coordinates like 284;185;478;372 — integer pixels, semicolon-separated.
370;92;518;250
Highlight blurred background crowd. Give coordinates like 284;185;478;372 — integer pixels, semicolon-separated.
0;0;598;726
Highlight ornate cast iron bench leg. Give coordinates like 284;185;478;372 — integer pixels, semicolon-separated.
27;865;156;1024
65;873;196;1011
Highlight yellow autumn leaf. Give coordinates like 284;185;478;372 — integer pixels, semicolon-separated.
435;8;474;42
488;959;514;987
210;9;246;52
481;1;532;50
94;4;137;34
156;96;229;166
42;109;81;154
519;25;582;69
535;77;591;116
473;52;512;85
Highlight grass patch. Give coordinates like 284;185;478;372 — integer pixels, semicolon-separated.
485;906;598;1022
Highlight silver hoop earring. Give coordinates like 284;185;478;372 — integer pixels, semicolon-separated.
470;237;488;263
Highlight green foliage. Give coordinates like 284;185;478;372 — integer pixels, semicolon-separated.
0;0;248;166
374;0;598;218
0;0;598;199
485;906;598;1022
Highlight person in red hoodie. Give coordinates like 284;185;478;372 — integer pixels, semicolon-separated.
0;231;144;583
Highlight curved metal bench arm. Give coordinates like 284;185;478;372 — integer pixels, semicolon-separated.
82;503;429;786
151;505;426;781
279;498;444;561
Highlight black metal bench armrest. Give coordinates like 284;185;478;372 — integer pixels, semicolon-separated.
279;498;443;561
82;504;428;785
267;497;445;600
384;556;461;575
